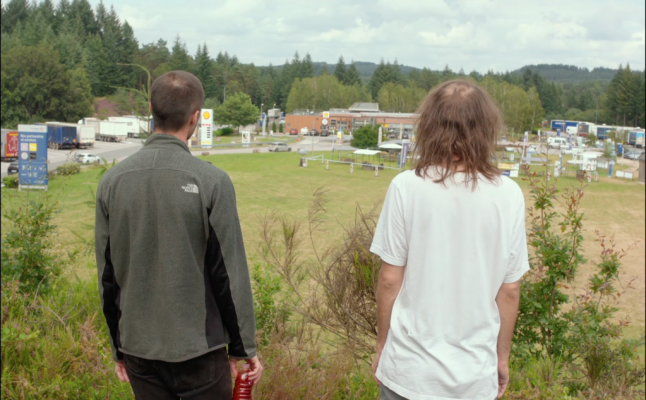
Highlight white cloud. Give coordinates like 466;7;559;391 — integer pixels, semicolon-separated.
99;0;645;72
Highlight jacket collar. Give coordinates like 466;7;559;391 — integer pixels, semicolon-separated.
144;134;191;154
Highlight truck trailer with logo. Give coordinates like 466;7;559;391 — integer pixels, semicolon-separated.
1;129;19;161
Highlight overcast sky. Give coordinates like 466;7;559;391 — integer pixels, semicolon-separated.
96;0;645;72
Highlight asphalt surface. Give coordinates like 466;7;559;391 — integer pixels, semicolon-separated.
0;135;345;178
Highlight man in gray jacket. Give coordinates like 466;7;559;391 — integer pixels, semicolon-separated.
95;71;262;399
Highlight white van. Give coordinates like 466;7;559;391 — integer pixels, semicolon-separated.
300;127;309;136
548;137;568;149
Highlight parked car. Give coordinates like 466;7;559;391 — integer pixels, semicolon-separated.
321;130;330;137
289;129;298;135
388;133;396;139
624;150;644;160
7;161;19;175
311;129;319;136
268;142;292;152
76;153;101;163
402;133;409;139
300;127;309;136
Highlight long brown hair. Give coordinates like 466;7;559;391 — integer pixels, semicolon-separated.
413;79;501;188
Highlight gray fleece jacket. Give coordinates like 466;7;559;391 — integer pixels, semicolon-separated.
95;134;256;362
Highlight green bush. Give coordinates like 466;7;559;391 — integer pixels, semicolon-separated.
271;121;277;132
2;175;19;188
350;125;380;149
278;123;284;133
216;127;234;136
0;194;75;294
56;163;81;176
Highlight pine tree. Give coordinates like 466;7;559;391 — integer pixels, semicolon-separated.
301;53;314;78
195;43;216;98
95;0;107;35
53;0;72;33
368;59;387;99
169;34;191;71
334;56;347;84
616;64;635;126
345;62;361;86
70;0;97;36
84;33;110;95
2;0;31;33
38;0;56;28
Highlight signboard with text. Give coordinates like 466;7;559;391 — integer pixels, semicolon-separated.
200;109;213;148
18;124;48;191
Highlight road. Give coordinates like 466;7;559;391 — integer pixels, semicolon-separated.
1;135;344;178
1;139;145;178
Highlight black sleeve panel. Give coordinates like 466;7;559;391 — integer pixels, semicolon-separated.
101;238;123;361
205;216;248;358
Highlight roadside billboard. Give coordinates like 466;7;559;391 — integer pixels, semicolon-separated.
200;109;213;148
18;124;48;191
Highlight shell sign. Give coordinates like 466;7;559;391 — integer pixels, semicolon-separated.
203;111;211;119
322;111;330;119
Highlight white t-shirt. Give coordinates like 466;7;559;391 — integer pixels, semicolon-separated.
371;169;529;400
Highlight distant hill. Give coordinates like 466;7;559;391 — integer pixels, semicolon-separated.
263;61;421;82
511;64;618;83
261;61;621;84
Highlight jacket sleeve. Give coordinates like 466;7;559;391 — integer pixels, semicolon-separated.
207;173;257;359
95;179;123;362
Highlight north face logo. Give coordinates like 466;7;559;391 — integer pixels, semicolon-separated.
182;183;199;194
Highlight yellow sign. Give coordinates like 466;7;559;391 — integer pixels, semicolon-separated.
203;111;211;119
29;143;37;151
385;124;388;128
322;111;330;118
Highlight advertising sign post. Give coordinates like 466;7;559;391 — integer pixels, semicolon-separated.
18;124;48;191
200;109;213;148
400;143;410;169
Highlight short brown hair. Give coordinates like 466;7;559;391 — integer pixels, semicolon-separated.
413;79;501;188
151;71;205;132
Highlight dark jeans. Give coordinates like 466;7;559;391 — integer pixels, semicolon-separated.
124;347;232;399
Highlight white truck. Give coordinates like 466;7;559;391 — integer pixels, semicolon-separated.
45;122;95;148
78;118;128;142
108;116;151;138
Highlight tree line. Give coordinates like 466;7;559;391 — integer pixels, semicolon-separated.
1;0;644;132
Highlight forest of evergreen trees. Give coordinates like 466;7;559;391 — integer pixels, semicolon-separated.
1;0;644;131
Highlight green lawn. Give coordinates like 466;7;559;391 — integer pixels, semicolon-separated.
2;151;644;333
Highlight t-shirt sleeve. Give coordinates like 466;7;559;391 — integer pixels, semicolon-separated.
370;179;407;267
505;189;530;283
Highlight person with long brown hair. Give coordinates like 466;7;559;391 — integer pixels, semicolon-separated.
371;80;528;400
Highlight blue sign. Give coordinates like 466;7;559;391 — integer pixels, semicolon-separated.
261;113;266;119
18;124;48;190
557;129;561;137
280;112;285;118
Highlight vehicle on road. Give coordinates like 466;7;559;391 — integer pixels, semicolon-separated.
311;129;319;136
7;161;19;175
76;153;102;164
300;128;309;136
402;133;410;139
624;150;644;160
268;142;292;152
321;130;330;137
548;138;568;148
38;123;77;150
1;129;18;161
289;129;298;135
